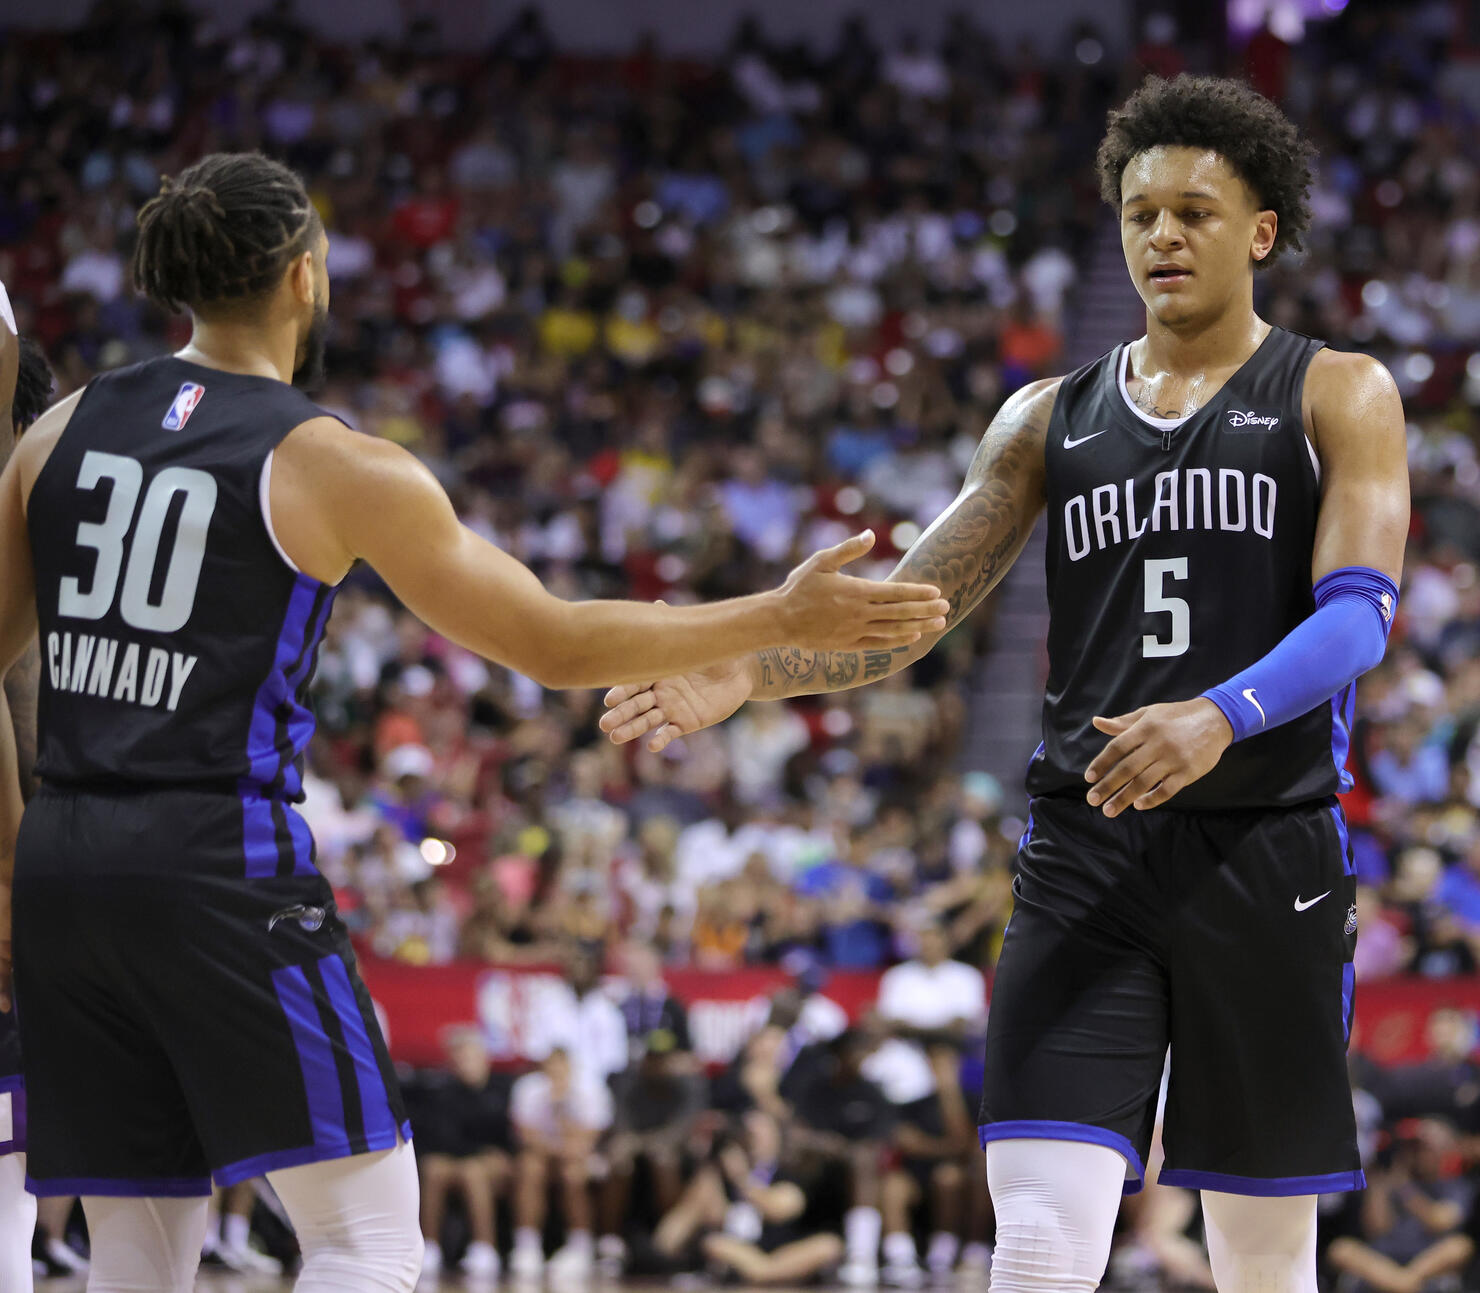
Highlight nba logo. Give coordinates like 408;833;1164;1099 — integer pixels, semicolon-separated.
162;382;205;430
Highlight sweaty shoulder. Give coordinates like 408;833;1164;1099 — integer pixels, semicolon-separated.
1302;348;1401;460
270;416;451;584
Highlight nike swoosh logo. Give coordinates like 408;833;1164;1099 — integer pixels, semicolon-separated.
1063;430;1110;449
1242;688;1266;726
1294;891;1331;912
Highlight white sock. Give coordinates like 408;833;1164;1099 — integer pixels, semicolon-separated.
267;1141;423;1292
984;1138;1125;1292
515;1227;542;1252
962;1241;992;1266
223;1212;251;1251
0;1154;36;1293
845;1206;882;1262
927;1231;959;1271
83;1195;210;1293
564;1229;593;1254
1201;1191;1319;1293
884;1231;918;1265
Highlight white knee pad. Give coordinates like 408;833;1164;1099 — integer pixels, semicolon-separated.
985;1138;1127;1292
0;1153;36;1293
1201;1191;1318;1293
269;1140;423;1292
80;1193;210;1293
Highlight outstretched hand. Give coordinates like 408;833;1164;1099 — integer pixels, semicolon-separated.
777;530;948;651
601;658;753;752
1084;698;1234;816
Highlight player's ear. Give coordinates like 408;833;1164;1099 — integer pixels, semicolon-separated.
288;249;315;306
1251;209;1277;264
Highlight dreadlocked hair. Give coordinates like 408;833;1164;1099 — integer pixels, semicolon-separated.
13;336;55;433
131;153;319;314
1096;74;1315;267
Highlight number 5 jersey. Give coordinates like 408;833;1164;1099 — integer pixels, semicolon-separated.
28;356;342;810
1025;326;1343;809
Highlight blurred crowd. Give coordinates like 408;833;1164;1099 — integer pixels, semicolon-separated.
5;0;1480;1285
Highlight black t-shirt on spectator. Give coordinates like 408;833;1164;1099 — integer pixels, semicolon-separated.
619;989;692;1053
613;1070;705;1134
787;1048;895;1142
408;1071;513;1157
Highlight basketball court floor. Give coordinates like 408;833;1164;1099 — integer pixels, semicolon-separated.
44;1275;1181;1292
46;1283;855;1293
46;1279;905;1293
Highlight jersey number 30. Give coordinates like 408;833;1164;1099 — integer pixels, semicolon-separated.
58;450;217;633
1142;557;1190;658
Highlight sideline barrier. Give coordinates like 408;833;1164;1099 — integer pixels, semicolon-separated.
355;953;1480;1070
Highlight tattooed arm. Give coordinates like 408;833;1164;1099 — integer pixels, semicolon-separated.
601;379;1057;749
751;378;1053;697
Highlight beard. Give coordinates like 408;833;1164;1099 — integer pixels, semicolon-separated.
292;300;329;393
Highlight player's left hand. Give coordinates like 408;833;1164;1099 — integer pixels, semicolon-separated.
1085;699;1234;816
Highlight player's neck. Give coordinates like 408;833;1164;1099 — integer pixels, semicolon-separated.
176;319;297;385
1137;302;1269;380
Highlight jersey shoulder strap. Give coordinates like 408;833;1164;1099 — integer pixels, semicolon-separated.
1227;327;1325;413
1046;345;1121;436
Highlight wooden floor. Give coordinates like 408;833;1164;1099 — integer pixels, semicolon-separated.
42;1275;1178;1292
43;1281;880;1293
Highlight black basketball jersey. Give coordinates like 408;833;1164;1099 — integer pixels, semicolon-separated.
1025;326;1345;810
28;357;341;819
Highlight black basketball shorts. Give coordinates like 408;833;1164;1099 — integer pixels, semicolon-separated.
13;785;409;1197
979;793;1363;1197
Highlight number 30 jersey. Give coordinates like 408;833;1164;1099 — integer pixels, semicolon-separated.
28;356;344;799
1025;326;1342;810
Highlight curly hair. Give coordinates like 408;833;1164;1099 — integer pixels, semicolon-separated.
131;152;320;314
13;335;55;433
1096;74;1315;267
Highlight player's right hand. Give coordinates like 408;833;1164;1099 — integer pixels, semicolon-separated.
601;657;753;752
776;530;948;650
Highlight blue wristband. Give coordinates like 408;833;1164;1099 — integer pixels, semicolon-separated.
1202;566;1398;742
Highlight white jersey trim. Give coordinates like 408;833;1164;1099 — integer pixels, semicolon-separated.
259;449;301;573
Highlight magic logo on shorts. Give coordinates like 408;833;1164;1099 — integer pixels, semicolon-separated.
162;382;205;430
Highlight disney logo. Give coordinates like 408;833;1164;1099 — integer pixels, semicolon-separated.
1227;410;1280;429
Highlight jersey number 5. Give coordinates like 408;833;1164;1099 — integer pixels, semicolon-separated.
1142;557;1190;658
57;450;218;633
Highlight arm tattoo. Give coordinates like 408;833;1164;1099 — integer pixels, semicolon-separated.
750;380;1055;700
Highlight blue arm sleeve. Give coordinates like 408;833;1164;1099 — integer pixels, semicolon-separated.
1201;566;1399;743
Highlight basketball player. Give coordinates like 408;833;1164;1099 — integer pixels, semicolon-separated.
601;74;1409;1292
0;290;52;1293
0;152;948;1293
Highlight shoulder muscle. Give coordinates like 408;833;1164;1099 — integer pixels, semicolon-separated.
1304;348;1403;463
270;416;456;584
961;375;1059;495
15;387;85;507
